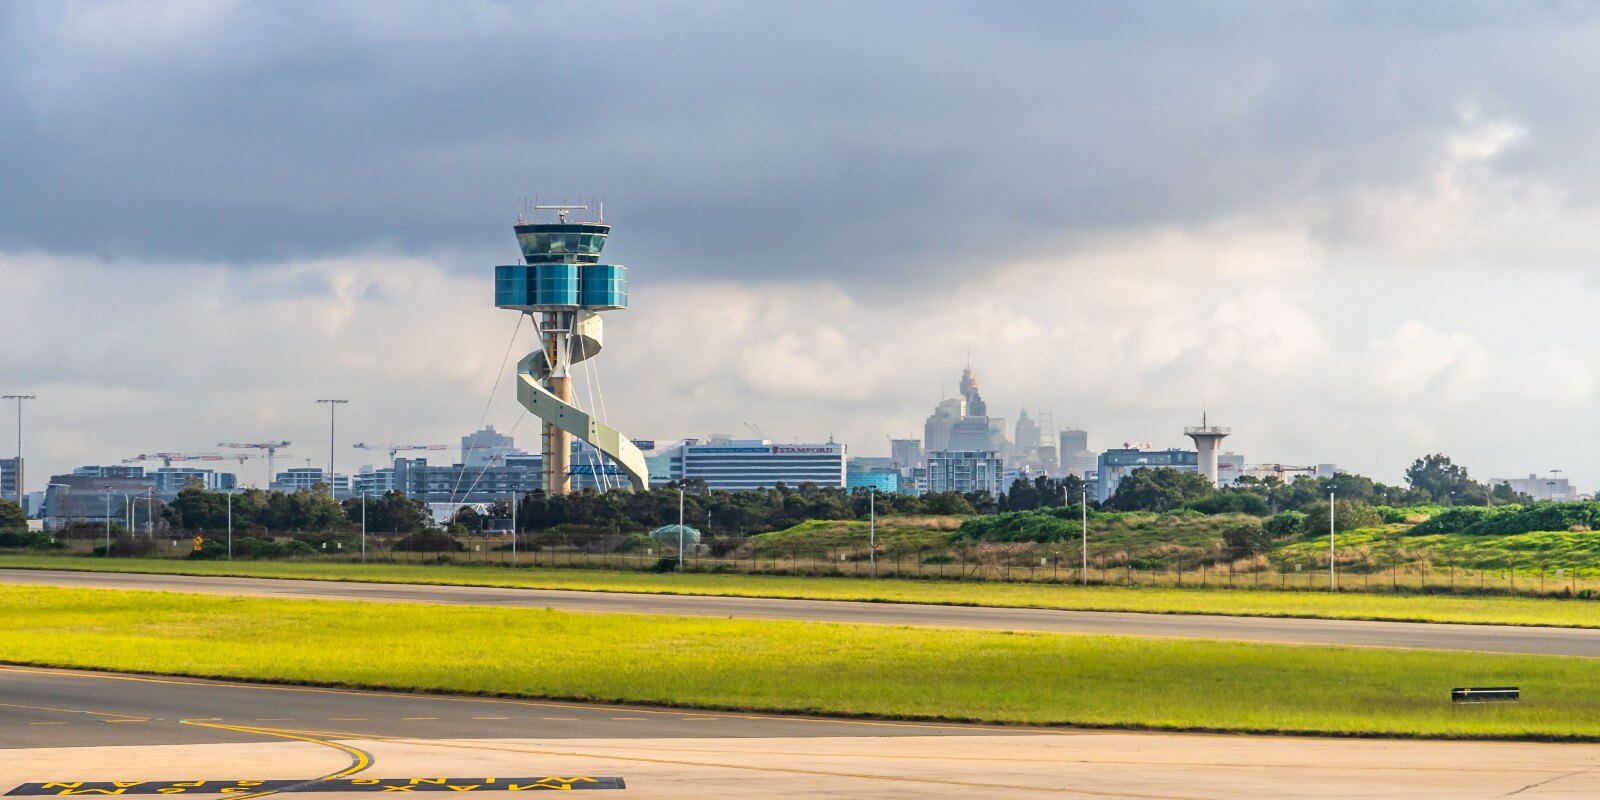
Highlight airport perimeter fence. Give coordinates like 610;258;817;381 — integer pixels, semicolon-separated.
15;528;1600;599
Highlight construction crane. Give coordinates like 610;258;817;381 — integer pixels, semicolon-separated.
123;453;225;468
219;441;293;488
353;442;447;468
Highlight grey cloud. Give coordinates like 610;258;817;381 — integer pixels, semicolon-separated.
4;1;1600;287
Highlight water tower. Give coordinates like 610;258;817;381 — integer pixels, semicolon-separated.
494;204;647;494
1184;412;1231;487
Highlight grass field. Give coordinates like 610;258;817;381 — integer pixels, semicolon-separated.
4;554;1600;628
1;584;1596;739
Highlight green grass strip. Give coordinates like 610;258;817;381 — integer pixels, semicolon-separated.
3;554;1600;629
1;584;1596;740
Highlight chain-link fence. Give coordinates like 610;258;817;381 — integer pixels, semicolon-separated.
15;528;1600;599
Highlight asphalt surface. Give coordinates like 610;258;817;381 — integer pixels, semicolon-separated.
5;568;1600;657
0;665;1010;749
7;666;1600;799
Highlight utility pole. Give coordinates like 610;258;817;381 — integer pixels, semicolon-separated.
104;491;111;556
678;486;686;571
315;400;348;497
360;492;367;564
510;492;518;566
3;395;36;503
226;490;233;561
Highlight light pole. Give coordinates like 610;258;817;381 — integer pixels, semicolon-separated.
1328;490;1336;592
1081;490;1088;586
147;488;156;537
104;491;112;556
509;491;518;566
868;486;876;578
677;486;685;570
226;489;233;561
315;399;348;497
3;395;36;503
46;482;70;547
360;492;367;564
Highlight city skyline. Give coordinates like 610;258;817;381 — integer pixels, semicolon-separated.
7;3;1600;490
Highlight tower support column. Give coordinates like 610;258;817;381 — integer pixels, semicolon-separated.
545;375;573;494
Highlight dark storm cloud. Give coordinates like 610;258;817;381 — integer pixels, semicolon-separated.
3;1;1599;284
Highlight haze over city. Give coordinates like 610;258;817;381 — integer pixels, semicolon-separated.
7;1;1600;486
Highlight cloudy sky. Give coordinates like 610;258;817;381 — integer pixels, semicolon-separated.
5;0;1600;489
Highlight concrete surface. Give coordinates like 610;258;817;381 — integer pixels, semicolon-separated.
2;667;1598;799
4;568;1600;657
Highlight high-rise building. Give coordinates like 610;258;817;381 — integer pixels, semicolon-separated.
1059;429;1095;478
926;450;1004;495
889;438;923;473
923;398;964;453
1014;408;1039;452
460;425;525;468
494;204;645;494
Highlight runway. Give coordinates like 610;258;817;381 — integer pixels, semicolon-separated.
4;568;1600;657
3;666;1599;799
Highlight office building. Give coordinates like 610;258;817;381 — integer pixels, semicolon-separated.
847;470;900;493
1495;474;1575;501
1217;452;1245;485
680;440;846;490
460;425;526;468
0;458;19;504
925;450;1004;496
392;457;538;505
150;467;237;497
889;438;923;473
42;472;160;531
271;468;352;497
1095;448;1200;502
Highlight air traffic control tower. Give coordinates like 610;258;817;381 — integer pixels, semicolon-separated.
494;205;647;495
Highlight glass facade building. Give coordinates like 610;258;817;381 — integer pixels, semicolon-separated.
681;441;846;491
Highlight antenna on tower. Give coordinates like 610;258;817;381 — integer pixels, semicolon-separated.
599;200;605;222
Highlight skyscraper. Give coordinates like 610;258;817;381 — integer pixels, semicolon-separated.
1014;408;1039;452
923;398;964;452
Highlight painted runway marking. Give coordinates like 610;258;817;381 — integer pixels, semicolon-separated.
5;778;626;795
401;717;438;721
471;717;509;720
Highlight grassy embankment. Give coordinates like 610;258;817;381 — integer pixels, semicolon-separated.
1281;526;1600;576
1;584;1596;739
4;554;1600;628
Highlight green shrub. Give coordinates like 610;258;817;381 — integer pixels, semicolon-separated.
1221;521;1273;554
1264;511;1306;538
1184;492;1270;516
1409;506;1513;535
393;530;466;552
